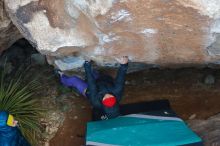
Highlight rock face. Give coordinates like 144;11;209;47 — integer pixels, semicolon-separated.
188;114;220;145
3;0;220;70
0;0;22;53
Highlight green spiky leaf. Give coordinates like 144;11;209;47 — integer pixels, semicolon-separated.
0;68;43;145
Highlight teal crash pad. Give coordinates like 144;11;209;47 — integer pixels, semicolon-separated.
86;114;202;146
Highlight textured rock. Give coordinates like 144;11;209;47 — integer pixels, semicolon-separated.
188;114;220;146
40;110;65;145
0;0;22;53
0;39;38;73
204;74;215;85
31;53;46;65
3;0;220;70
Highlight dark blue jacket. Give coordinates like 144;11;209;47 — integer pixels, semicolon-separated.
84;62;128;119
0;111;30;146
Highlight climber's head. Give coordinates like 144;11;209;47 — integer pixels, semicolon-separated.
0;111;18;127
102;94;116;108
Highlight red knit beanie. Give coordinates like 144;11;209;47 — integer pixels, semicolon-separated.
102;96;116;107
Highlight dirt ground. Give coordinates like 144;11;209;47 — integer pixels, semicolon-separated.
49;68;220;146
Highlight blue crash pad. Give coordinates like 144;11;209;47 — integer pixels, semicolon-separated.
86;114;202;146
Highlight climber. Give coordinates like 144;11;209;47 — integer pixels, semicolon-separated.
0;111;30;146
59;56;128;120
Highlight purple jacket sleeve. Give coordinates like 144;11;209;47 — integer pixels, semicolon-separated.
60;75;88;96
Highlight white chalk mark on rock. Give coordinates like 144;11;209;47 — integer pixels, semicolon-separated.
110;9;132;23
140;28;158;37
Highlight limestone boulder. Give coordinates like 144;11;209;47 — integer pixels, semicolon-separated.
0;0;22;53
188;113;220;145
4;0;220;70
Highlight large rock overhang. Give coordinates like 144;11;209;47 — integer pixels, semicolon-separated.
3;0;220;71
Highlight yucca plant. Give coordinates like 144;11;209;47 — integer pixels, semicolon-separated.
0;67;43;145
